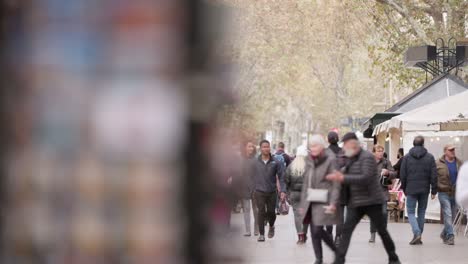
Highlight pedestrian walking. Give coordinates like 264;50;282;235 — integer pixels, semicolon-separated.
327;131;342;156
274;141;292;168
400;136;437;245
274;142;292;214
236;141;259;237
300;135;340;264
327;131;346;246
253;140;287;242
369;144;397;243
327;132;400;264
393;148;404;178
285;145;310;245
456;162;468;209
436;144;462;245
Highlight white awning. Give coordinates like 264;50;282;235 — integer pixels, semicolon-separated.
373;90;468;135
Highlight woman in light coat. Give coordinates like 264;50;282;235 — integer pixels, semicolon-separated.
285;145;309;244
300;135;341;264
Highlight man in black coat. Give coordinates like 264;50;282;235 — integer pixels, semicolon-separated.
400;136;437;245
328;133;400;264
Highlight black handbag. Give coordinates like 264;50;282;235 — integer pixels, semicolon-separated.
380;160;393;187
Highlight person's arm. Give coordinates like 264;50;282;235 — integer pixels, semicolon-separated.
393;158;402;178
430;158;438;195
386;160;397;180
284;167;291;192
328;161;341;206
285;154;292;167
343;155;375;185
400;157;407;192
277;163;287;194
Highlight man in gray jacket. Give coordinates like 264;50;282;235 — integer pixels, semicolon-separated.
327;133;400;264
253;140;286;242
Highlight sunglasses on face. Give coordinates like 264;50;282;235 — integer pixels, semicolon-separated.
448;149;455;152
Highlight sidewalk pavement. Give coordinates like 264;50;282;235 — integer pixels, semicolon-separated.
230;210;468;264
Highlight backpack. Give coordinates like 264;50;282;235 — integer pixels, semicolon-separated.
274;153;287;168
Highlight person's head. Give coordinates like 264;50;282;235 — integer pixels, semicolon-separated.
413;136;425;147
444;144;456;160
244;141;256;157
327;131;339;145
373;144;385;161
342;132;360;158
277;142;285;151
309;135;327;157
259;140;271;156
397;148;404;159
290;146;308;176
296;145;308;157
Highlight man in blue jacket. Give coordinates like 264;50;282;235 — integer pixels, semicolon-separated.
400;136;438;245
253;140;286;242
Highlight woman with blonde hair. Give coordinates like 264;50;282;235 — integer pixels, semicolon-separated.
285;145;309;244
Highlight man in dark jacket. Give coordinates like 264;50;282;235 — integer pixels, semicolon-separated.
274;142;292;168
253;140;286;242
328;132;400;264
327;131;342;156
393;148;404;178
436;144;462;245
400;136;437;245
274;142;291;215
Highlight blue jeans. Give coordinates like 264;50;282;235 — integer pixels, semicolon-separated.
438;192;458;237
406;193;429;236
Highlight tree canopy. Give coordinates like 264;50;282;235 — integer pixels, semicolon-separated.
217;0;468;137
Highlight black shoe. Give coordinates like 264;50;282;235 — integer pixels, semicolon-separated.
314;259;323;264
369;232;376;243
409;235;422;245
268;226;275;239
389;260;401;264
257;235;265;242
440;232;446;240
445;235;455;245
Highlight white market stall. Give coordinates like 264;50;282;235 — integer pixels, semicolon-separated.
373;90;468;220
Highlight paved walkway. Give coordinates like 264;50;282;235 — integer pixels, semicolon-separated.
230;211;468;264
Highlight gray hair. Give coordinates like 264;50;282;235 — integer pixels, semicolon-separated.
309;134;327;148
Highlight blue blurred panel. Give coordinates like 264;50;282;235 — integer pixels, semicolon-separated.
37;0;87;19
32;26;104;71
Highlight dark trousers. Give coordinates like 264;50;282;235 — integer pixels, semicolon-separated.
254;191;277;235
335;204;399;264
311;225;336;261
335;204;345;238
370;203;388;233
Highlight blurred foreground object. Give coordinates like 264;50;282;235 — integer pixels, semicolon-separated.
0;0;240;263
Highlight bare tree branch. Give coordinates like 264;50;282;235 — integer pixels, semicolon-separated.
376;0;434;44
